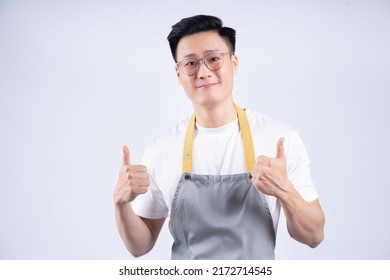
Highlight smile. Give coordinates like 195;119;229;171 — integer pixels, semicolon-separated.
196;82;218;89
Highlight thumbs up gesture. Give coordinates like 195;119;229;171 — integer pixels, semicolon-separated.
251;137;293;197
113;145;151;205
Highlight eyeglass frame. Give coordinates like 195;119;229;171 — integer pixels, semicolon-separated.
176;52;233;76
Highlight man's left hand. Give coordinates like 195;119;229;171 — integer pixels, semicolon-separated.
251;137;293;197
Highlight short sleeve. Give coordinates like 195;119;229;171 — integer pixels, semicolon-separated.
286;131;318;202
131;145;169;219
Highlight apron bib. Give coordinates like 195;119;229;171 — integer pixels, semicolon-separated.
169;104;276;259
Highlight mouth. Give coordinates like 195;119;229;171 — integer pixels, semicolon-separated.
196;82;218;89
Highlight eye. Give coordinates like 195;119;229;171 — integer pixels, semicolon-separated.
207;55;221;63
184;60;198;68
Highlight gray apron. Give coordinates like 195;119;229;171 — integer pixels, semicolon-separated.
169;104;276;259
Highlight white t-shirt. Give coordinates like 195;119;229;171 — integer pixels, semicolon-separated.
132;109;318;233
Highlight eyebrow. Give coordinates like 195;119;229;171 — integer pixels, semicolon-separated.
182;49;220;59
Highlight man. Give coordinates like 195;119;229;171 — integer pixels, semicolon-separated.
114;15;325;259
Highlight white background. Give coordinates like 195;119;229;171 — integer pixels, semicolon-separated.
0;0;389;259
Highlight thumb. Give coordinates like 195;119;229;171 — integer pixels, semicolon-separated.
122;145;130;165
276;137;285;159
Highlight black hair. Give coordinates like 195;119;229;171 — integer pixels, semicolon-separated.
167;15;236;62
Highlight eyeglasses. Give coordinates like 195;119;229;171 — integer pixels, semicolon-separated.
177;52;232;76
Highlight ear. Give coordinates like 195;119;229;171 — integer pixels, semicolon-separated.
175;65;183;85
231;54;239;75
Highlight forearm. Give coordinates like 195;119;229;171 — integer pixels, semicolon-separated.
115;202;155;257
277;185;325;248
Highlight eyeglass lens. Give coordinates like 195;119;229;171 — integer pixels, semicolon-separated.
179;53;226;76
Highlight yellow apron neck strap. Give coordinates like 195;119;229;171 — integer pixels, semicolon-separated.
183;114;196;173
235;103;256;172
182;103;255;173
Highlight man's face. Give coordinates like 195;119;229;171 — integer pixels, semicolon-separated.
175;31;238;108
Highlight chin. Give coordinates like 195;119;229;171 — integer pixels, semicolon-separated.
187;87;230;107
194;98;228;109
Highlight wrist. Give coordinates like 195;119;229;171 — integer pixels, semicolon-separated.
113;194;131;207
114;200;132;210
277;184;303;218
275;181;299;205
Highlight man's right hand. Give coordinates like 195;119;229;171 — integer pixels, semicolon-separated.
113;145;151;206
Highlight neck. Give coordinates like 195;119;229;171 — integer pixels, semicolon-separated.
193;99;237;128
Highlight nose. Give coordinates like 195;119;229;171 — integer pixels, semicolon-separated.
197;59;213;79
